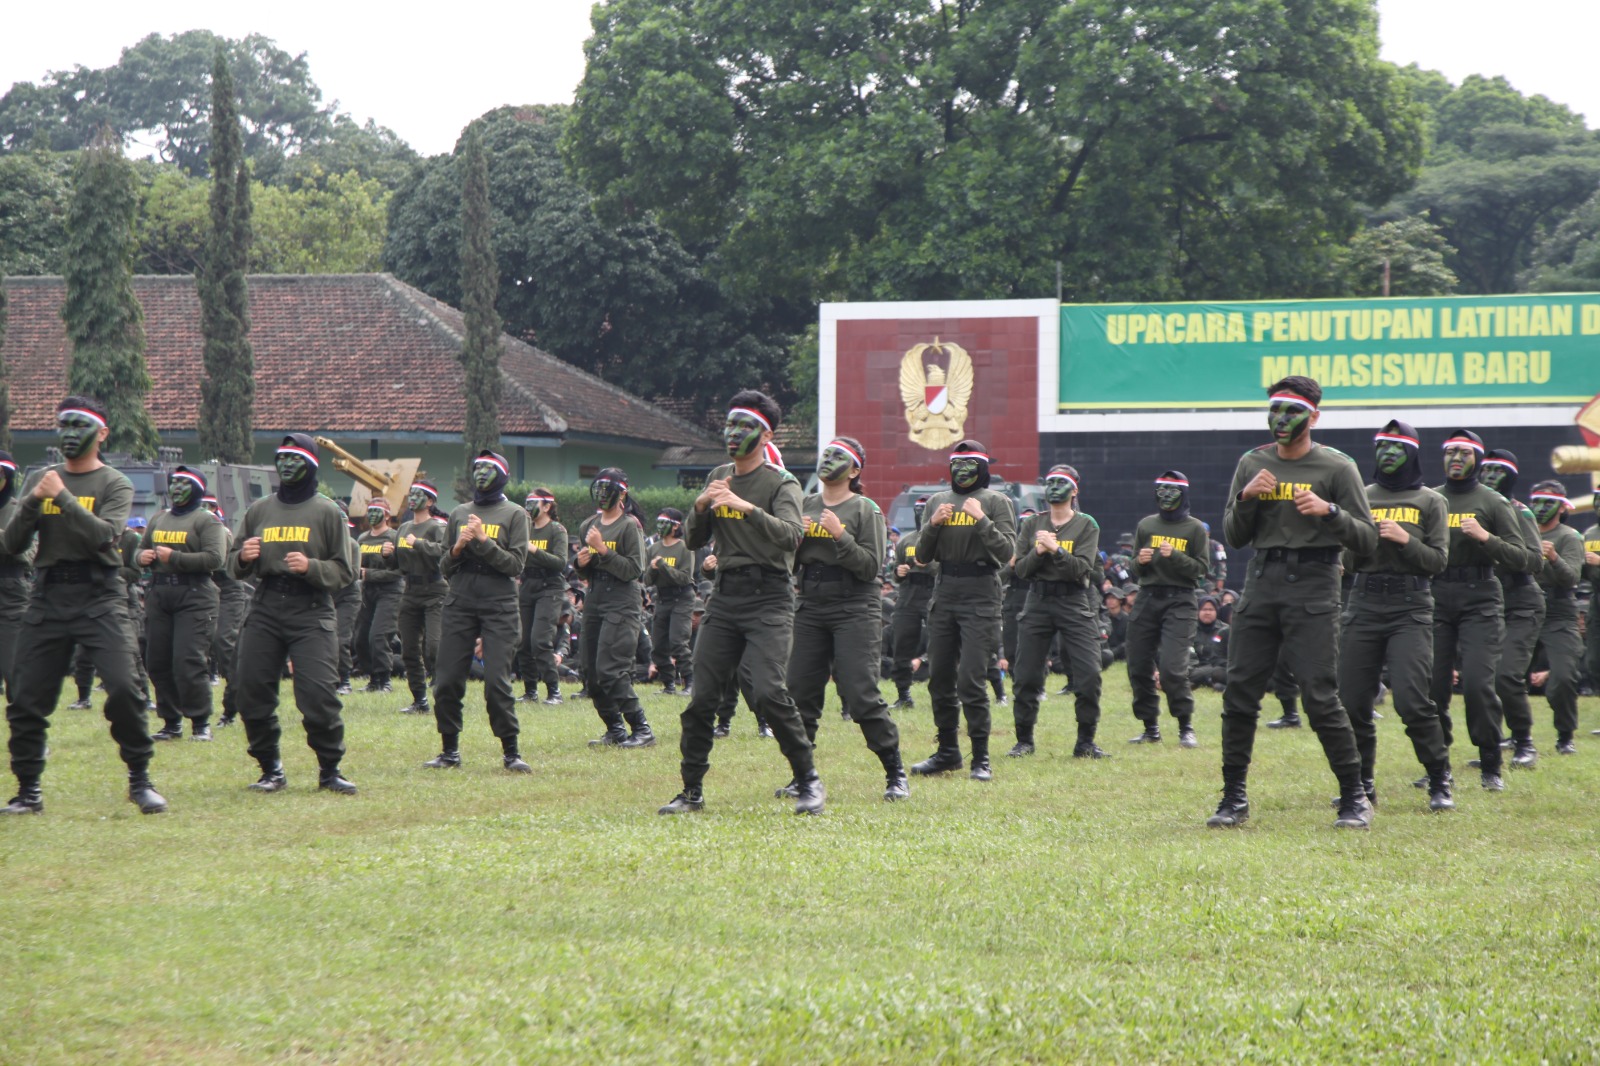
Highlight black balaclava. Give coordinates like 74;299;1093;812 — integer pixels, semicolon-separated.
275;434;321;505
472;450;510;505
169;465;207;516
949;440;991;495
1440;429;1485;496
0;451;16;509
1480;448;1520;500
1373;420;1424;492
912;496;929;530
1154;470;1190;522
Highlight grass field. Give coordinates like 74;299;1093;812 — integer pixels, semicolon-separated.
2;673;1598;1064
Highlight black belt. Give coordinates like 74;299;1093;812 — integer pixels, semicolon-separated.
802;563;860;583
42;563;117;584
905;573;934;586
941;561;997;578
654;585;695;600
150;572;213;586
1140;584;1196;599
715;565;788;591
0;563;28;580
1355;572;1431;593
1547;587;1575;601
1033;579;1087;597
405;575;446;589
1439;565;1493;582
259;575;316;596
1502;572;1534;588
457;559;511;577
1260;547;1339;565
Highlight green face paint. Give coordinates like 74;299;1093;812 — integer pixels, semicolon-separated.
1375;441;1409;476
723;412;765;459
57;413;100;460
1267;400;1311;445
950;458;982;491
656;518;676;539
471;462;498;490
367;507;385;526
817;445;855;483
1478;464;1508;493
1443;446;1477;481
1044;475;1075;504
1155;485;1184;511
168;477;195;507
590;478;624;510
408;489;430;511
275;453;309;485
1530;498;1562;525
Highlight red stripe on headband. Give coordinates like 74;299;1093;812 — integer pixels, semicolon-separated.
366;497;391;512
412;482;439;498
1530;492;1571;505
950;451;990;462
1154;477;1189;487
729;406;773;432
764;442;785;468
826;440;864;468
58;407;108;428
1268;393;1316;411
173;470;207;491
526;491;553;502
276;445;319;467
1374;433;1419;447
1441;437;1484;453
0;460;16;471
1046;472;1078;490
1481;457;1518;472
476;454;509;476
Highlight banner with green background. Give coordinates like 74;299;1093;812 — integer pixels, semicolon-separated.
1059;294;1600;410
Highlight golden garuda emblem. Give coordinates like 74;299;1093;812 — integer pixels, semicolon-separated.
899;338;973;450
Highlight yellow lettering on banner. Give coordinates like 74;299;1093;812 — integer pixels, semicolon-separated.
529;540;547;551
1258;483;1313;502
1443;304;1572;339
1447;512;1476;528
1461;351;1550;385
1371;507;1421;525
1112;311;1245;345
714;505;745;520
1148;535;1188;551
946;513;977;526
482;524;501;539
261;526;311;543
41;495;97;516
1584;305;1600;335
152;530;189;546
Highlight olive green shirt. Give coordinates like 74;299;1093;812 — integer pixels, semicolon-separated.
1581;524;1600;591
686;461;805;573
796;492;886;585
1432;483;1531;570
1538;523;1583;592
1490;500;1545;583
1342;484;1449;577
0;498;36;569
575;512;646;612
394;516;448;582
2;464;133;570
525;519;569;591
891;527;937;584
645;539;694;591
1223;442;1376;554
918;488;1015;568
141;507;227;574
1131;513;1210;588
228;493;356;590
1013;510;1099;586
440;498;530;581
357;529;401;586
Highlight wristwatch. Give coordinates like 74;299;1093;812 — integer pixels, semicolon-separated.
1322;502;1341;522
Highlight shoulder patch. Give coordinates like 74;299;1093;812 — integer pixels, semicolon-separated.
778;469;799;485
1082;513;1100;528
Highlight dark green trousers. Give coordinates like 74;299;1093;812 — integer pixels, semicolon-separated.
1221;558;1359;775
1124;587;1197;725
211;580;250;682
1338;580;1447;778
355;585;400;681
235;585;346;770
1013;587;1102;742
889;579;932;690
927;575;1001;743
399;580;445;701
1495;581;1545;740
1001;582;1028;666
580;598;644;731
680;575;812;790
1431;575;1506;769
433;575;520;740
649;591;695;685
1190;664;1226;689
334;581;361;682
0;575;29;699
517;582;564;691
8;575;152;780
1586;601;1600;699
146;580;219;727
1539;599;1583;734
788;593;898;753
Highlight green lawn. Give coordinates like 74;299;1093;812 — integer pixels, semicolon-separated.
2;674;1597;1064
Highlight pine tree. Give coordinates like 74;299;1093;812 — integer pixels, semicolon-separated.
0;278;10;451
197;48;254;462
62;128;159;458
459;125;501;464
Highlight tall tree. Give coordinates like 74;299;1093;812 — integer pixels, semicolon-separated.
62;129;159;457
457;125;500;462
197;49;254;462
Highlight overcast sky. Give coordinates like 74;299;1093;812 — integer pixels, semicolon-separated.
2;0;1598;158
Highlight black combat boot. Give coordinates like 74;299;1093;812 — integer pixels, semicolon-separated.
1206;767;1250;827
0;777;43;815
248;762;287;792
1007;734;1035;757
881;749;909;801
152;722;184;742
542;684;562;706
1266;697;1301;729
1073;723;1109;759
517;686;540;703
911;730;964;775
189;719;213;742
658;787;705;814
892;687;914;710
423;734;462;768
1425;761;1455;811
792;771;826;815
1332;769;1374;829
969;736;993;781
1177;716;1198;748
128;770;168;814
1511;736;1538;768
318;766;358;794
365;675;392;694
502;737;532;774
1128;722;1162;744
712;720;731;739
588;713;629;747
620;707;656;748
1556;732;1577;755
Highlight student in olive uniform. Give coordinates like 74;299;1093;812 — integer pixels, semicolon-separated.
911;441;1016;780
229;436;358;795
1429;430;1531;793
1010;465;1103;760
889;496;935;708
517;489;568;705
2;398;165;815
1479;450;1545;768
205;497;247;677
645;506;695;695
332;502;362;695
784;438;907;801
1189;595;1229;691
392;481;449;715
574;468;655;748
423;451;532;773
1583;520;1600;734
1125;471;1209;748
141;466;226;742
353;498;401;692
999;536;1031;691
660;391;823;815
1337;421;1453;811
1527;482;1585;753
1207;377;1378;831
0;451;35;698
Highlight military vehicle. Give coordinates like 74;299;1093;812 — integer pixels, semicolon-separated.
24;446;276;531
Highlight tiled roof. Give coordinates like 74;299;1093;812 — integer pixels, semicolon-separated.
0;273;715;449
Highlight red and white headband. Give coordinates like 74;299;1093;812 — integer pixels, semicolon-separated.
1530;491;1572;508
1154;476;1189;488
1268;392;1316;412
1046;471;1079;491
950;451;991;463
58;407;108;429
172;469;207;492
0;458;16;472
656;512;679;524
764;442;785;469
475;453;509;477
411;481;439;499
1374;432;1419;447
825;440;864;469
366;497;391;513
276;445;320;468
527;490;554;502
728;406;773;432
1441;437;1484;454
1481;457;1518;472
